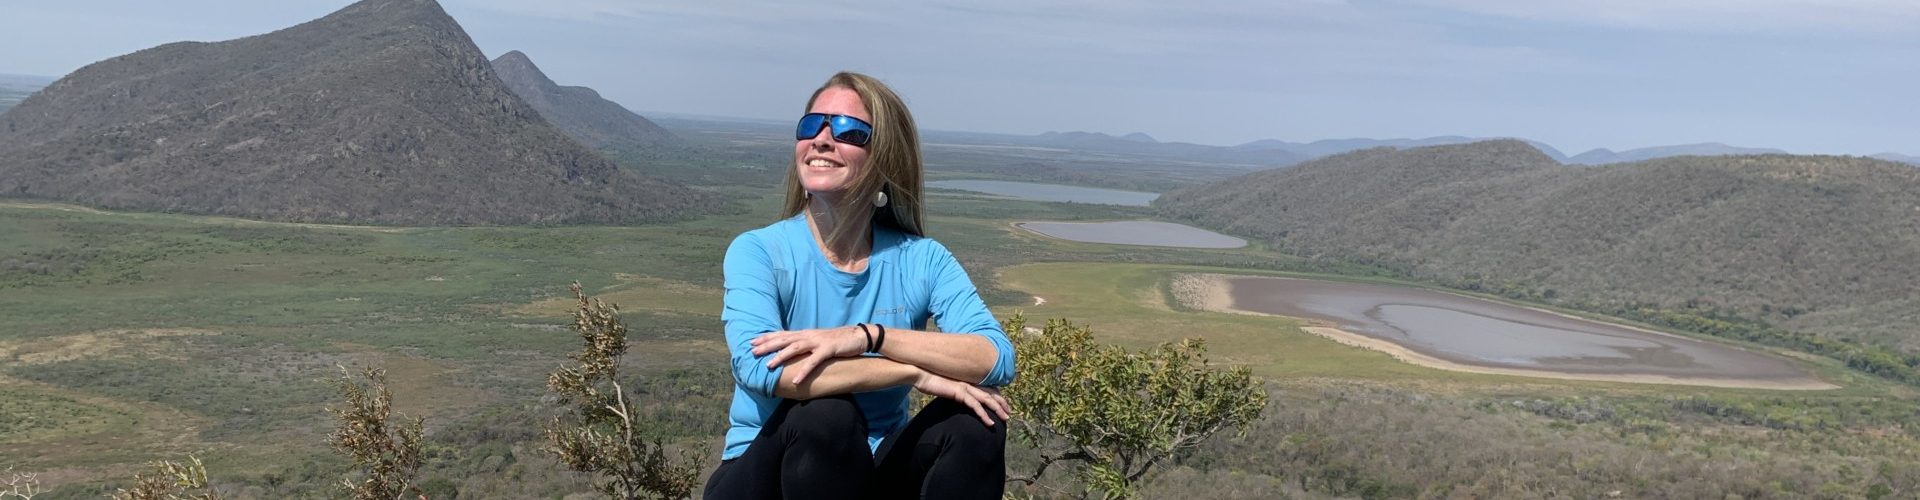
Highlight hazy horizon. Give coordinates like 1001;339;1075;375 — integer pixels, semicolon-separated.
1;0;1915;156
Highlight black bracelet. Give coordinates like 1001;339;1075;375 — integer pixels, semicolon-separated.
857;323;874;354
871;323;887;354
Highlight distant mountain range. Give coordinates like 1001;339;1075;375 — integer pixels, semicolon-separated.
1564;143;1787;165
1233;135;1582;163
1873;152;1920;166
491;50;677;153
992;131;1306;167
1157;140;1920;351
1012;130;1859;168
0;0;717;225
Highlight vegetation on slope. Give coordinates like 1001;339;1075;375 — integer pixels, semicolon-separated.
1158;141;1920;357
0;0;720;225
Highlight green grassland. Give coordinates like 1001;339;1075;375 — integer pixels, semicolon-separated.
3;185;1919;498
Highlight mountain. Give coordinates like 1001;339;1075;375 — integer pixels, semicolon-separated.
0;0;717;225
490;50;676;153
1567;143;1787;165
1231;136;1569;163
1871;152;1920;166
1158;141;1920;351
1025;131;1307;168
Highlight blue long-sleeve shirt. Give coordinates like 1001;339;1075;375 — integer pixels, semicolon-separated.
719;214;1016;460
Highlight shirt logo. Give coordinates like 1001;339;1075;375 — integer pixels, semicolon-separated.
873;305;905;317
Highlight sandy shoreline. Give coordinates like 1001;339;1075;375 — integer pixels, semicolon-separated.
1171;273;1839;390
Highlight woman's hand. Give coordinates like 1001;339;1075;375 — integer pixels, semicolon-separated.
752;326;868;385
913;371;1012;426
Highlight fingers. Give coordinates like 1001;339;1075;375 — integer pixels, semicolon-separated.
750;332;794;356
985;389;1012;421
788;350;832;385
960;392;994;426
957;385;1012;426
763;339;813;369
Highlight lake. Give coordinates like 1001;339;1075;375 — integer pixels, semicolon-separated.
927;180;1159;206
1017;221;1248;249
1220;276;1819;383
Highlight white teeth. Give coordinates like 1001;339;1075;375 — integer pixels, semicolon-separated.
808;159;836;168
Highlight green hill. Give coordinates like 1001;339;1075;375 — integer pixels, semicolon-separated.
0;0;719;225
1157;140;1920;352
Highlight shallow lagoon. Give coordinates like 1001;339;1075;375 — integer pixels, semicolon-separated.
1018;221;1249;249
928;180;1159;207
1224;276;1815;381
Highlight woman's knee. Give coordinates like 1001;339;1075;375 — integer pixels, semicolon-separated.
780;395;869;449
924;400;1007;463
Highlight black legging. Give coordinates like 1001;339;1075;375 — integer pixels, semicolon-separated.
703;394;1007;499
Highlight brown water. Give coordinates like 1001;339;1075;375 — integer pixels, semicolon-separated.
1017;221;1248;249
1226;276;1814;380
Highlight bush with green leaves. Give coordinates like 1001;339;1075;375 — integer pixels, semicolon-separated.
1003;314;1269;499
544;283;701;499
329;366;426;500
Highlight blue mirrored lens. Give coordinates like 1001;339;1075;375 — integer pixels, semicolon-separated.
796;114;828;141
828;115;872;145
796;113;872;146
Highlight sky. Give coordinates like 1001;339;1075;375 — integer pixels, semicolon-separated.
1;0;1915;156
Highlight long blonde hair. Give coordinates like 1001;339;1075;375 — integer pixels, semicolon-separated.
781;72;925;243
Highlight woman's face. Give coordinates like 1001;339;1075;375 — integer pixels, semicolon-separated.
794;86;872;201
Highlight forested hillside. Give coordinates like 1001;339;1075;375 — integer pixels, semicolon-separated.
1158;140;1920;352
0;0;720;225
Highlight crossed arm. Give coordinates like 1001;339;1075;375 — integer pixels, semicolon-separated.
721;234;1014;424
755;326;1009;425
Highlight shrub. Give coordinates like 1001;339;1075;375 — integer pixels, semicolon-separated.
329;366;426;500
543;283;701;499
1004;314;1269;499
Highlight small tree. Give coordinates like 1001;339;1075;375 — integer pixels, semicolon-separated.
1003;314;1269;499
544;283;700;499
111;456;218;500
329;366;426;500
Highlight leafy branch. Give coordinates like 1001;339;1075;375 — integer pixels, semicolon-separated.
329;366;426;500
1003;314;1269;499
544;282;700;500
111;456;218;500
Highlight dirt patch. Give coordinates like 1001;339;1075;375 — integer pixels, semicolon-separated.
0;328;219;366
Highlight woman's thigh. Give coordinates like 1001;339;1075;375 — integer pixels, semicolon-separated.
870;398;1008;500
703;395;873;500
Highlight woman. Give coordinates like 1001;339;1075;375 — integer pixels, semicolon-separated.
703;72;1017;499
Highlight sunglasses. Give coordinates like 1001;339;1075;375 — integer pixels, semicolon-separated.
796;113;874;146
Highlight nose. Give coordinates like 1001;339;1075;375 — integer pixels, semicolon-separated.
808;124;835;148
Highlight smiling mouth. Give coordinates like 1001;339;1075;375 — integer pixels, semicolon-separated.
806;159;841;168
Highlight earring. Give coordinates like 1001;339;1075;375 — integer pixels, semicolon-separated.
873;190;889;208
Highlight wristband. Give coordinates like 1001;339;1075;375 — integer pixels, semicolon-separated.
871;323;887;354
857;323;874;354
